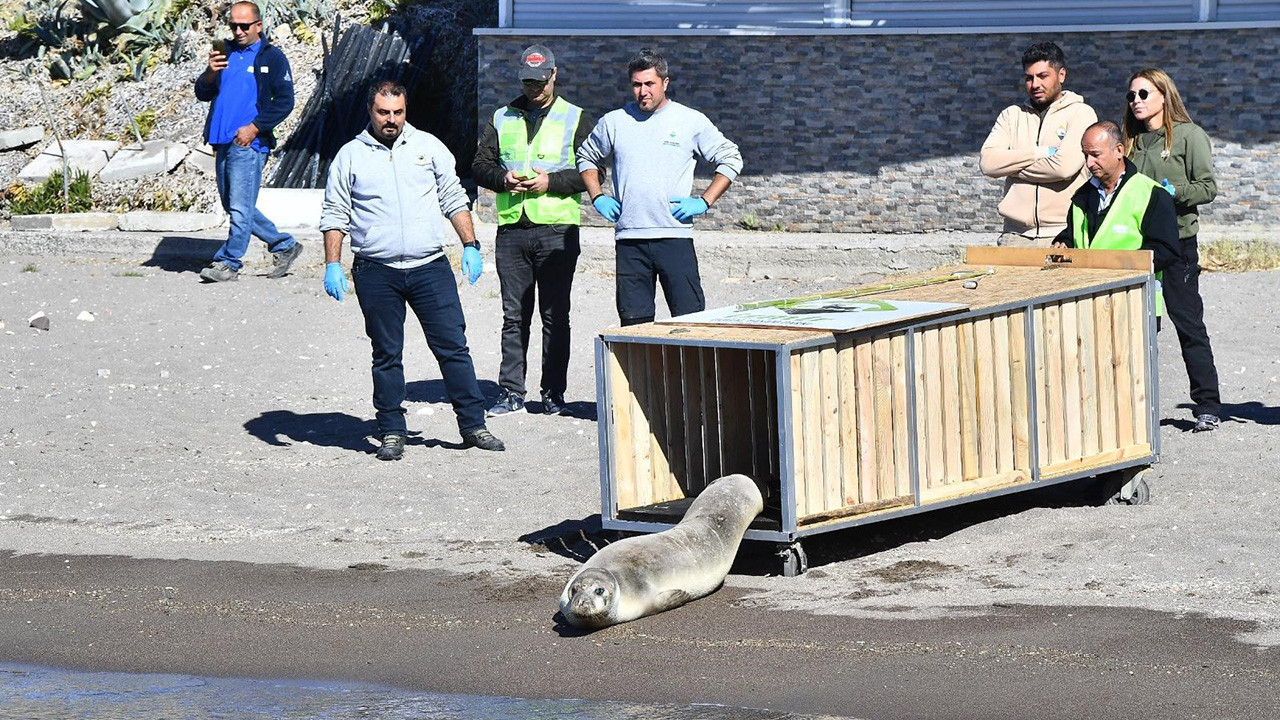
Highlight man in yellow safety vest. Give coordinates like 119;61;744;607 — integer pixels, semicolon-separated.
1054;121;1180;316
472;45;599;418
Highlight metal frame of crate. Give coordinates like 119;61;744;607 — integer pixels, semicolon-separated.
594;248;1160;568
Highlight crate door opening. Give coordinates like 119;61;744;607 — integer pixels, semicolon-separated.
605;341;781;527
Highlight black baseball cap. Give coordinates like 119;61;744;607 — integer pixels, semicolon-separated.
518;44;555;81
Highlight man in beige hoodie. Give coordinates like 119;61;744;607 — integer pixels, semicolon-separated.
980;42;1097;245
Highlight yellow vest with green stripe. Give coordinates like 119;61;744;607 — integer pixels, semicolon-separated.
1070;172;1165;315
494;97;583;226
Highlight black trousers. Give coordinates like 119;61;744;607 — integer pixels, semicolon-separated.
494;223;580;397
1162;235;1221;417
616;237;706;326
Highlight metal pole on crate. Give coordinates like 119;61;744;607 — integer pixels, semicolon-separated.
594;338;615;523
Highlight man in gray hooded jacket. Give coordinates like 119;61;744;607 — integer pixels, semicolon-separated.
319;81;504;460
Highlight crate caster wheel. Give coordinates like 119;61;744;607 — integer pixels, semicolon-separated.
1105;467;1151;506
777;542;808;577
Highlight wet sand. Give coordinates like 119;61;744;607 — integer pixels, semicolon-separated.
0;552;1276;719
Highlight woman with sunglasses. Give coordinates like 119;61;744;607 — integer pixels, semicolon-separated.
1123;68;1222;433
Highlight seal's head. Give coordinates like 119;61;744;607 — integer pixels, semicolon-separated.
560;568;620;630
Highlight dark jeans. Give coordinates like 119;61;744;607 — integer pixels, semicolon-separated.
212;143;295;270
1162;235;1221;417
352;255;486;437
615;237;705;326
495;224;580;397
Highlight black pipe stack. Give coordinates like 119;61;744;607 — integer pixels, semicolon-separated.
267;19;427;188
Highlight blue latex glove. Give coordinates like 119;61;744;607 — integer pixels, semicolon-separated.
592;195;621;222
1161;178;1176;197
461;245;483;285
323;262;348;302
1045;145;1058;157
669;196;709;222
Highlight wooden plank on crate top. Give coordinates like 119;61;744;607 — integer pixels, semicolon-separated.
965;246;1154;272
874;265;1147;313
603;321;830;347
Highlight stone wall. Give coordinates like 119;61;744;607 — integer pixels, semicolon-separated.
475;28;1277;235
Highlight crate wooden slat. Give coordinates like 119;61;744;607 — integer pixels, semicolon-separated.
598;247;1159;541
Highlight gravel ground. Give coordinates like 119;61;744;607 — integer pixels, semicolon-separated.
0;250;1276;650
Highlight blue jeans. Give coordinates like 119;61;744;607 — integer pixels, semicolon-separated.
213;144;294;270
352;255;487;437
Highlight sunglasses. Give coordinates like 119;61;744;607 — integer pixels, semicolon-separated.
228;21;259;31
522;79;549;86
1126;88;1154;103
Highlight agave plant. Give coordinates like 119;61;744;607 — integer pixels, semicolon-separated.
80;0;154;28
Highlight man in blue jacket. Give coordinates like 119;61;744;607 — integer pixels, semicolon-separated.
194;1;302;283
319;81;505;460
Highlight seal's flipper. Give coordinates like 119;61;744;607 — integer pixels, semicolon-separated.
653;589;694;612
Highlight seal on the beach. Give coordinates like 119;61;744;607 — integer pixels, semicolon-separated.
558;474;764;630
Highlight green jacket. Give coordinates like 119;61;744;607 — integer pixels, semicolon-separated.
1129;121;1217;239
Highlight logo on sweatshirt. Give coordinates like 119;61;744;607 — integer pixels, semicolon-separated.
1056;126;1067;140
662;129;680;148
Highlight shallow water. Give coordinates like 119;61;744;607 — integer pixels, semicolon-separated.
0;664;846;719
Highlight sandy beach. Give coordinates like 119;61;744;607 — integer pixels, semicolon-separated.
0;237;1276;718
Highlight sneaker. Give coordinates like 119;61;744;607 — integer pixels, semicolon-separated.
462;427;505;452
541;391;570;416
485;388;525;418
266;241;304;279
376;433;405;461
199;262;240;282
1192;413;1220;433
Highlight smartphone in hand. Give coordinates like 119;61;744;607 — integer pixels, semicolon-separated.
212;38;227;55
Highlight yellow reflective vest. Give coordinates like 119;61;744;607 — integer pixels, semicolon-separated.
1070;172;1165;315
494;96;583;226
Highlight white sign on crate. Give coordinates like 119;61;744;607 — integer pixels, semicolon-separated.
659;298;967;332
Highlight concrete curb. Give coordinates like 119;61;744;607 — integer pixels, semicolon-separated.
1;223;1276;279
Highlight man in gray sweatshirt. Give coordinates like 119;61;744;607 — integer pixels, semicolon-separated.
319;81;504;460
578;49;743;326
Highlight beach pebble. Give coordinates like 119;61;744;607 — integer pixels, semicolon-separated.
96;369;110;379
28;312;50;330
77;311;96;322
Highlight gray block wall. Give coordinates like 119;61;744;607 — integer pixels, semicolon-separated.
475;28;1277;235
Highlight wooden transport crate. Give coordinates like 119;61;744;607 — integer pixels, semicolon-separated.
594;247;1160;548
